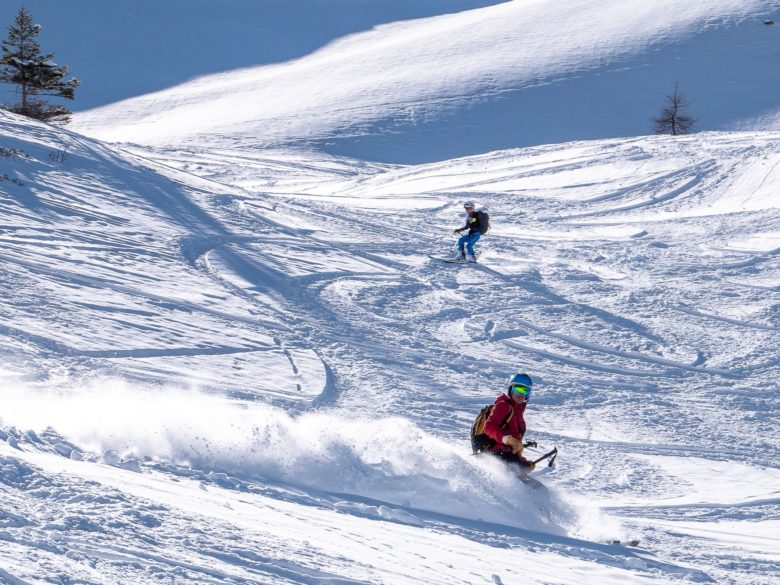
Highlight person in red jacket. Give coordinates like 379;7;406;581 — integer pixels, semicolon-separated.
482;372;536;471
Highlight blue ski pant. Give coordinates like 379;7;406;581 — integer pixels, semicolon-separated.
457;232;481;255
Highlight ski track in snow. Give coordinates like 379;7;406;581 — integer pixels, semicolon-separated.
1;113;779;583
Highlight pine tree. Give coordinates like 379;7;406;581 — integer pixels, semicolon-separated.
0;7;79;124
653;83;696;136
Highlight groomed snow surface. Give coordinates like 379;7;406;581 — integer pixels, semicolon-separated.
1;111;779;584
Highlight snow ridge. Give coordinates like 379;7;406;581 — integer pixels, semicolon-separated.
69;0;780;162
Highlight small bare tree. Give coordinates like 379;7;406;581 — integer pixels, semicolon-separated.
653;83;696;136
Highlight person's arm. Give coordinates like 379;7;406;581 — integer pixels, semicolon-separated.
483;400;513;444
486;400;525;454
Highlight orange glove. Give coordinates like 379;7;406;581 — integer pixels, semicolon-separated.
521;459;536;472
502;436;524;455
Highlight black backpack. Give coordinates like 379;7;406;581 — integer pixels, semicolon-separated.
477;210;490;234
470;403;513;454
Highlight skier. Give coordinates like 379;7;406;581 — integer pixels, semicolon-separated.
479;372;536;471
453;201;489;262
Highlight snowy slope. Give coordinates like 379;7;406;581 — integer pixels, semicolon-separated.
63;0;780;162
2;107;780;583
0;111;327;402
0;0;501;111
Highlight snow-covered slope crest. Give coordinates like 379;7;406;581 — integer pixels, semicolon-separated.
70;0;777;162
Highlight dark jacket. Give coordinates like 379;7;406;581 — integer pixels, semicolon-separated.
462;210;488;235
483;394;527;454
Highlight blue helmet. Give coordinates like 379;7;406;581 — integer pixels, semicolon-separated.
508;372;533;392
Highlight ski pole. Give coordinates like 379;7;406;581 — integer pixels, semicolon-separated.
531;447;558;467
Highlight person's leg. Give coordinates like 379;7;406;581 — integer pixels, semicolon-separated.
491;450;533;476
490;450;519;464
456;233;469;257
465;232;481;256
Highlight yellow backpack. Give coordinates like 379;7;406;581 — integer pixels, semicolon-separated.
470;403;514;453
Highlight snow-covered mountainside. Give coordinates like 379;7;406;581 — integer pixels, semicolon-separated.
0;0;501;112
63;0;780;162
1;108;779;583
1;0;780;582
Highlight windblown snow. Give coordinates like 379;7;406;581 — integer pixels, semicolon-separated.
1;0;779;584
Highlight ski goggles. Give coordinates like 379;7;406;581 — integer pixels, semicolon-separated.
510;384;531;398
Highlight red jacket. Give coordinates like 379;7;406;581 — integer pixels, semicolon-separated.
483;393;526;453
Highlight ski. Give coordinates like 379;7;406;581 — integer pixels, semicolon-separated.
606;539;641;547
428;255;477;264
